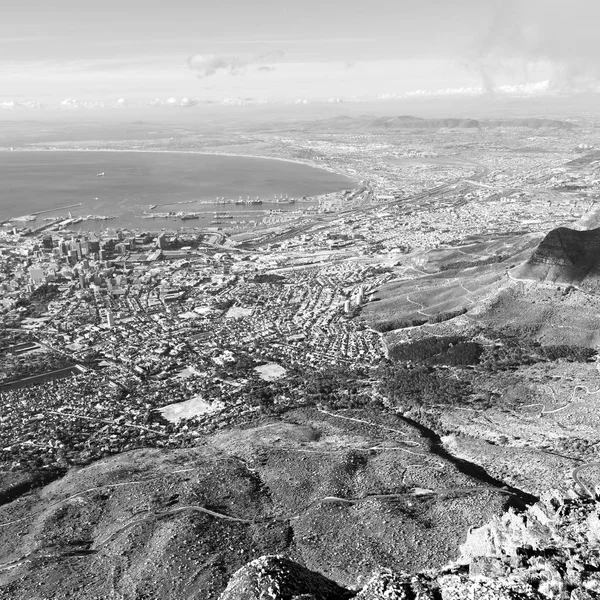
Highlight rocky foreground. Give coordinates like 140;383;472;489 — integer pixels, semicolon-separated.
1;407;599;599
220;489;600;599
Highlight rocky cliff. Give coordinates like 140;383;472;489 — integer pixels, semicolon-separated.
516;226;600;286
219;490;600;600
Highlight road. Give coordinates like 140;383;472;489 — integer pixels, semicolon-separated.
572;462;600;498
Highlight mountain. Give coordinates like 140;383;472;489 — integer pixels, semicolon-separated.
0;408;518;599
313;116;576;133
515;226;600;286
219;489;600;600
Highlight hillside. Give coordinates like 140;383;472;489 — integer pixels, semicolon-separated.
515;226;600;287
219;489;600;599
315;115;576;133
0;408;518;599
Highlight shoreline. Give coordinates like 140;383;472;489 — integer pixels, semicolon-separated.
0;148;358;233
0;147;358;185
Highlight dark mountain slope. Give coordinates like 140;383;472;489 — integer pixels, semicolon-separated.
516;226;600;286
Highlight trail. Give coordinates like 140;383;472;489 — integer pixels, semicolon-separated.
0;482;516;572
519;383;600;416
572;462;600;498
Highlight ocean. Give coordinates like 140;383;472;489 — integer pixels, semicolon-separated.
0;150;354;231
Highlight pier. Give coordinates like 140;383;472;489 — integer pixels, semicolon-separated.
30;202;83;216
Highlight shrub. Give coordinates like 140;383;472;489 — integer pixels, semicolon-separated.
378;363;470;409
373;317;428;333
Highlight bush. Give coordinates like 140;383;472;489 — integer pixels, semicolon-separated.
389;336;462;362
389;336;482;367
433;342;483;366
378;364;470;409
440;254;509;271
30;283;60;301
214;298;235;311
538;345;596;362
373;317;427;333
429;307;467;323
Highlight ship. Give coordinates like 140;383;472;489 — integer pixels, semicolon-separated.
148;204;157;209
181;214;200;221
96;172;105;177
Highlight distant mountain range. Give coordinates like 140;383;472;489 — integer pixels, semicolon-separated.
317;115;576;131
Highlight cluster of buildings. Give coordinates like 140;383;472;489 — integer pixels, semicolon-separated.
0;222;391;470
3;121;600;472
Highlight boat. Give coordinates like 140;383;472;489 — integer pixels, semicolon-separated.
148;204;157;210
181;214;200;221
96;172;105;177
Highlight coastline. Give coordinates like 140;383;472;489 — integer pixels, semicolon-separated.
0;147;358;185
0;147;358;231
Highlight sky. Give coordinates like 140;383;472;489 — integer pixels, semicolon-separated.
2;0;600;106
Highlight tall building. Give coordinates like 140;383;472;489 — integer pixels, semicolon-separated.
106;310;115;328
29;268;45;285
357;286;365;305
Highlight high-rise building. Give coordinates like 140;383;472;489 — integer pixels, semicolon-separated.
29;268;45;284
106;310;115;328
357;286;365;305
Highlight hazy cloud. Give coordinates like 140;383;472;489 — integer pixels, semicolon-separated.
471;0;600;92
187;54;246;78
187;50;283;78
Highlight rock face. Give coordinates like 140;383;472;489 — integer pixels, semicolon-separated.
517;226;600;285
221;491;600;600
217;556;353;600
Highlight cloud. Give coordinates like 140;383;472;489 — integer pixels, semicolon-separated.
187;54;246;78
187;50;283;79
398;80;551;99
470;0;600;93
